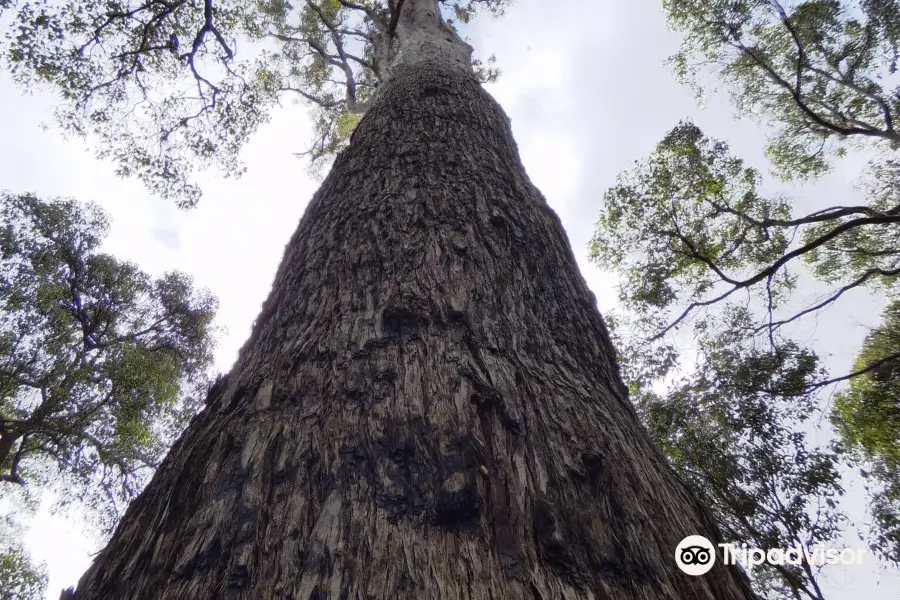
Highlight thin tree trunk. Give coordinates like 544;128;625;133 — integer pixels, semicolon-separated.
67;5;758;599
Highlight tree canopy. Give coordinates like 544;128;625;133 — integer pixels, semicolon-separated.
589;0;900;594
591;116;899;580
613;307;842;600
665;0;900;179
832;298;900;562
1;0;508;206
591;120;899;355
0;191;218;532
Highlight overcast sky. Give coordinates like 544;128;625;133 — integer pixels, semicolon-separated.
1;0;898;597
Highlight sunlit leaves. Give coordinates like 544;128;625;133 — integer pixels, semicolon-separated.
832;299;900;561
0;192;218;532
4;0;268;206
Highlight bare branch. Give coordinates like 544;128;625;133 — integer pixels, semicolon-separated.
753;265;900;334
808;350;900;391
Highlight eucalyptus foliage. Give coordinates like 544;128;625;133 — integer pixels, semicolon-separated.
612;307;842;600
592;118;900;580
644;1;900;571
665;0;900;180
0;192;218;532
591;121;899;345
591;121;795;332
590;105;899;600
832;299;900;563
592;2;900;569
1;0;508;207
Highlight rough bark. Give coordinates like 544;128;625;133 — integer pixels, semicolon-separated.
66;6;759;599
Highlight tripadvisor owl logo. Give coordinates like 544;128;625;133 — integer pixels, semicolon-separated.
675;535;716;575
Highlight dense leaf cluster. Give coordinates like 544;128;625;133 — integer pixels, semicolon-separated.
592;122;795;330
0;192;218;531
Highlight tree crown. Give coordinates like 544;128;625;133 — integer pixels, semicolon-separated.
2;0;507;206
0;192;218;531
665;0;900;179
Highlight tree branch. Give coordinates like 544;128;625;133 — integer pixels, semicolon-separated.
653;213;900;339
808;350;900;391
723;23;900;144
388;0;406;37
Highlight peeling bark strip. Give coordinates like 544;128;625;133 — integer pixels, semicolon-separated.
68;6;756;600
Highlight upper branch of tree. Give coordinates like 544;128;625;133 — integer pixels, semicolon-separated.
388;0;405;37
812;349;900;391
733;35;897;143
303;0;371;112
653;212;900;340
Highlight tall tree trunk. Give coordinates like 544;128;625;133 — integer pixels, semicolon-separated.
68;3;757;599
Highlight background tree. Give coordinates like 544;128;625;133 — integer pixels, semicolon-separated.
0;547;46;600
591;120;897;354
3;1;762;599
832;298;900;563
0;191;219;533
611;308;843;600
0;487;47;600
588;0;900;585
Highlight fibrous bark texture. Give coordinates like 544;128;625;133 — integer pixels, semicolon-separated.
69;55;757;600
